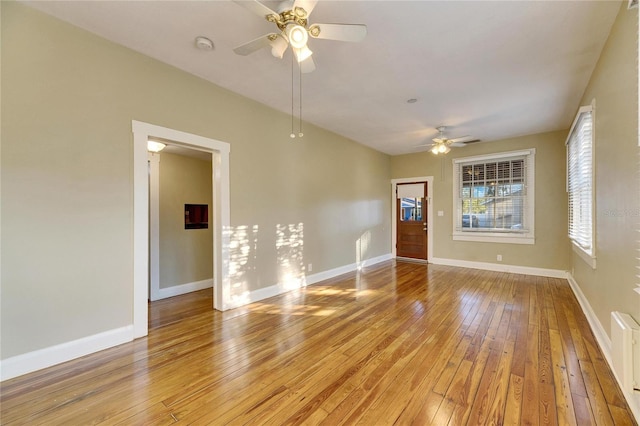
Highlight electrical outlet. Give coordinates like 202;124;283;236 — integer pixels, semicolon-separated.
308;263;313;272
497;255;502;262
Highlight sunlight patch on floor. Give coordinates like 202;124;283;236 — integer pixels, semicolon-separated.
249;302;335;317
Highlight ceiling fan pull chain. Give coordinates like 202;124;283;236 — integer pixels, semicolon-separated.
290;51;296;139
299;64;303;137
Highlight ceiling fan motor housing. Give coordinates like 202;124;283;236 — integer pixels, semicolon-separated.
270;8;308;32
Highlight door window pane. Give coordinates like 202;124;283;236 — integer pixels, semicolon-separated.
400;198;422;221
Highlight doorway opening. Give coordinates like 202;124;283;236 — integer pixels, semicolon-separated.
132;121;230;339
391;177;433;263
148;144;214;302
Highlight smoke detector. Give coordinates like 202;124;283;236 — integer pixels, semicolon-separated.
195;36;214;51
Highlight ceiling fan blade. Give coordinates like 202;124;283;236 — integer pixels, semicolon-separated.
449;135;471;143
432;137;446;143
233;34;277;56
299;55;316;73
415;144;436;150
451;140;480;147
293;0;318;17
233;0;279;22
309;23;367;42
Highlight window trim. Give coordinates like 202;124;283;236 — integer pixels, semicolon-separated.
452;148;536;245
566;101;596;269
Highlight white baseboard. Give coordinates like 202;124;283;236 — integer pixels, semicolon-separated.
224;253;394;310
566;274;640;421
306;254;393;285
565;274;612;359
0;325;134;382
272;253;393;299
157;278;213;300
430;257;567;278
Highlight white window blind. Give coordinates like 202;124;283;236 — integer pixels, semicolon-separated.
452;149;535;244
458;158;527;231
566;106;594;255
396;183;425;199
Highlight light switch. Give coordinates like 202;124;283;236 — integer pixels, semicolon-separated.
437;210;444;217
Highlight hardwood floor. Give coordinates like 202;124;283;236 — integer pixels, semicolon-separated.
1;261;636;425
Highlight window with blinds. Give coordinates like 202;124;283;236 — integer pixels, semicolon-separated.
453;149;535;244
566;104;595;262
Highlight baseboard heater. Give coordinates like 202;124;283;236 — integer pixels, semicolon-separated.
611;311;640;392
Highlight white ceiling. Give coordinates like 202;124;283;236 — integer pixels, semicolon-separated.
23;0;621;155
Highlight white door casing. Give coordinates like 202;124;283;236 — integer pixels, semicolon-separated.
132;120;230;338
391;176;434;263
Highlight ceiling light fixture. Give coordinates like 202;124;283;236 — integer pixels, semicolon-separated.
430;143;450;155
294;45;313;63
270;34;288;59
287;25;308;50
427;126;472;156
147;141;166;153
233;1;366;72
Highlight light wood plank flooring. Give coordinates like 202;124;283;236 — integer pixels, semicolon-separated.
1;261;636;425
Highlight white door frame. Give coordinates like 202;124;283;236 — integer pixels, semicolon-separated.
132;120;230;338
148;152;161;302
391;176;434;263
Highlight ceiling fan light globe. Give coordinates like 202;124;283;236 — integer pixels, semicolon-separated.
294;45;313;63
271;35;288;58
287;25;308;49
438;144;447;153
431;146;439;155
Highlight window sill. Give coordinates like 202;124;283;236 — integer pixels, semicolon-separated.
453;232;534;245
572;242;596;269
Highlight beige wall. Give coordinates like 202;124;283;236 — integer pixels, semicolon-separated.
1;3;391;359
391;130;570;271
571;3;640;328
159;153;213;289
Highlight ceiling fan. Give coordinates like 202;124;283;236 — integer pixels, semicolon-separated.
232;0;367;73
422;126;480;155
